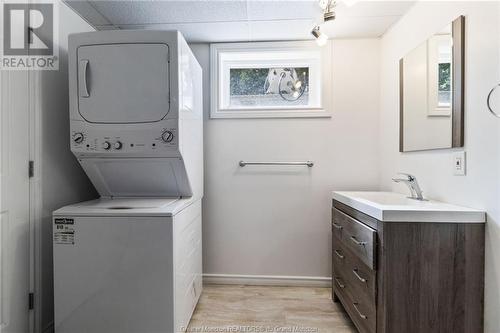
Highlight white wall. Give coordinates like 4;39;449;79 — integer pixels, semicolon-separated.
36;3;97;332
190;39;380;280
379;2;500;332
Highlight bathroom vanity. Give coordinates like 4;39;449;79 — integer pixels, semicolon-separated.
331;191;485;333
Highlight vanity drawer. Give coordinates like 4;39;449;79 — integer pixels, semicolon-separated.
334;273;376;333
332;239;376;306
332;208;376;269
332;241;348;272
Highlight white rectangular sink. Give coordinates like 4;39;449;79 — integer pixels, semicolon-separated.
332;191;486;223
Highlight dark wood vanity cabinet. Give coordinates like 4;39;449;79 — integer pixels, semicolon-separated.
331;200;485;333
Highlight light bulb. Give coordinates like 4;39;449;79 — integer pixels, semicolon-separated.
316;33;328;46
293;91;300;98
318;0;329;9
295;81;302;89
311;26;328;47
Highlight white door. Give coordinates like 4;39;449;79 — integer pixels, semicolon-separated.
0;70;32;332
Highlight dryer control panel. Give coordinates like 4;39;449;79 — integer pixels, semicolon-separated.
70;122;178;155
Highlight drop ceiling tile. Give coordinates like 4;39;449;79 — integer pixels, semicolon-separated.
89;0;248;25
248;19;315;41
117;21;251;42
247;1;320;21
336;0;415;18
64;0;416;42
321;15;401;38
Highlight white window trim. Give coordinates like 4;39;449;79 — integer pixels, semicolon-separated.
427;35;452;117
210;41;333;119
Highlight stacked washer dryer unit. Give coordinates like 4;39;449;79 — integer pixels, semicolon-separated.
53;30;203;333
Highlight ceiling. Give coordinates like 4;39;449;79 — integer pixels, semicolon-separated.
64;0;416;42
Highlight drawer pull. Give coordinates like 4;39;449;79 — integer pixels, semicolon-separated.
352;268;367;283
350;235;367;246
334;277;345;289
332;222;343;230
334;249;344;259
352;302;368;320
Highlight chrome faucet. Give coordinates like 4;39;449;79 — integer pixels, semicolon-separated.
392;173;425;201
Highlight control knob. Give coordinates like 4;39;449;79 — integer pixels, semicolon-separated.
102;141;111;150
113;141;123;150
73;133;84;144
161;130;174;143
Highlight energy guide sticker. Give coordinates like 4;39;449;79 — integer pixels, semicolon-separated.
54;218;75;245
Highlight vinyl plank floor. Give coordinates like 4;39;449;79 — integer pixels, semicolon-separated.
187;284;357;333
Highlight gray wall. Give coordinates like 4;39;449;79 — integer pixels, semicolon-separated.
38;4;97;332
190;39;381;279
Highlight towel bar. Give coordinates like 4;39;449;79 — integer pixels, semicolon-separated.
238;161;314;167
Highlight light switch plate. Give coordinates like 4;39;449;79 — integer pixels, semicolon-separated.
453;151;466;176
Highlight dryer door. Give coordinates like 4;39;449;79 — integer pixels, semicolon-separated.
77;43;170;123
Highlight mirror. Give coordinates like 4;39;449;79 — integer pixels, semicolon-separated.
400;16;464;152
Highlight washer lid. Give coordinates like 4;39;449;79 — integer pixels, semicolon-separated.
78;198;179;210
53;197;183;217
77;43;170;124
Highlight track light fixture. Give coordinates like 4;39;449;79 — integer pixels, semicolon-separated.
311;26;328;46
321;0;337;22
312;0;336;46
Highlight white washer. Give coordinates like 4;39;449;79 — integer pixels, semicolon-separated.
53;197;202;333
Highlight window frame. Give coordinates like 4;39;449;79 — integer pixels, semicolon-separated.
210;41;332;119
427;34;453;117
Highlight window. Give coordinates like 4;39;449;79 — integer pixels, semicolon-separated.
427;32;452;116
210;41;332;119
438;62;451;108
230;67;309;107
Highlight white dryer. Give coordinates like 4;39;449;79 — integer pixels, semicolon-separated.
53;30;203;333
68;30;203;199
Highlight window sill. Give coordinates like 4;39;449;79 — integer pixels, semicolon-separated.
210;108;332;119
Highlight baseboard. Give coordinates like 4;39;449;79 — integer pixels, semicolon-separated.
203;274;331;287
42;321;54;333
